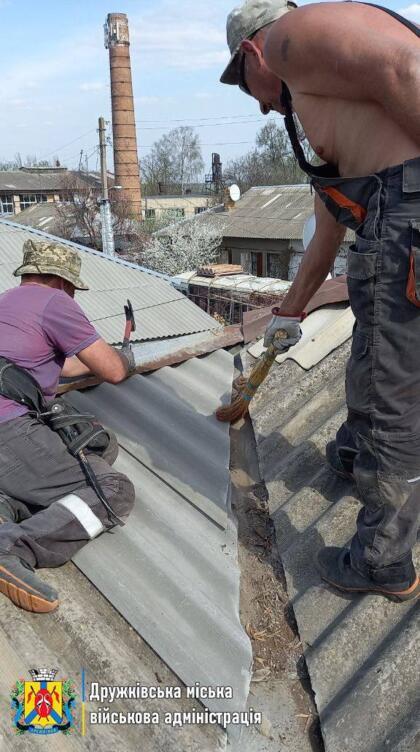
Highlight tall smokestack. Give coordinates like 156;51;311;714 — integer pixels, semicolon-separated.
104;13;142;218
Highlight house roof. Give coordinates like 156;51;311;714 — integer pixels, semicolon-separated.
0;349;249;749
158;185;355;243
0;218;221;344
65;349;252;723
0;168;102;193
246;322;419;752
10;201;66;234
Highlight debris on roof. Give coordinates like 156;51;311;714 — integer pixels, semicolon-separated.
196;264;245;278
246;325;420;752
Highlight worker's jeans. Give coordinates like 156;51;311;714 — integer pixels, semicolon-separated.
326;158;420;587
0;414;135;568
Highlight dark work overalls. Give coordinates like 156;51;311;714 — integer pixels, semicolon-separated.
282;2;420;588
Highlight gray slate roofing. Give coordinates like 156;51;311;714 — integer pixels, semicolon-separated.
246;337;419;752
0;219;220;344
160;185;354;242
0;168;99;193
10;202;64;234
65;350;252;722
222;185;354;241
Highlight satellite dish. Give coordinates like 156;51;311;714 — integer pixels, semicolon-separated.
229;184;241;202
303;213;316;251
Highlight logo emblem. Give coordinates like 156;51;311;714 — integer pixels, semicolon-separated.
11;668;76;735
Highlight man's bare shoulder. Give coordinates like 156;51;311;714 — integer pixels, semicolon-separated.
264;1;420;96
265;2;420;76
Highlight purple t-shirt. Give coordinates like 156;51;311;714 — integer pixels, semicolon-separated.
0;284;100;422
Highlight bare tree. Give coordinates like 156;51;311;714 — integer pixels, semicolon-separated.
141;126;204;195
225;119;315;191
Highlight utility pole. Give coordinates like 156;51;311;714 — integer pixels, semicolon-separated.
98;116;115;256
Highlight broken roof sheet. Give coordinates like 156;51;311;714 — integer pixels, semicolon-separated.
246;331;420;752
65;350;252;720
0;219;221;344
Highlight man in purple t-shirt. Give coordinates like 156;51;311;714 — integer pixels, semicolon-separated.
0;239;135;613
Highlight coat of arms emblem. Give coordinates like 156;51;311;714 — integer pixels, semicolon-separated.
11;668;76;735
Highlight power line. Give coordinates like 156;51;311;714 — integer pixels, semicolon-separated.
138;140;254;149
38;128;98;161
136;118;266;132
136;113;267;124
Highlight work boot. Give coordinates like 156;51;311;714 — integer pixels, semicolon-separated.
0;553;59;613
325;440;356;480
317;546;420;602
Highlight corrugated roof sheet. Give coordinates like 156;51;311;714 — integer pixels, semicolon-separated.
0;219;221;344
10;202;63;233
174;186;355;243
0;169;98;192
246;332;420;752
64;350;252;719
223;185;354;241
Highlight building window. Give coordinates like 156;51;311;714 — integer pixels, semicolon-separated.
162;208;185;219
194;207;206;215
19;194;48;211
145;208;156;219
267;253;284;279
251;252;263;277
0;195;14;214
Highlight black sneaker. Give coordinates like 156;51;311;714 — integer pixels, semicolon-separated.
0;554;59;613
317;546;420;602
325;441;356;480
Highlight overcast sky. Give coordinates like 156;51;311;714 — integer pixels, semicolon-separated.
0;0;418;175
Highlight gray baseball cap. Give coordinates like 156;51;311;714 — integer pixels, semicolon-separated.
220;0;297;85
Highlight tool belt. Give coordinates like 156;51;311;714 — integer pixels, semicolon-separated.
0;356;122;525
0;356;110;454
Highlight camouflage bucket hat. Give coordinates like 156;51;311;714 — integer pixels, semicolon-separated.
13;239;89;291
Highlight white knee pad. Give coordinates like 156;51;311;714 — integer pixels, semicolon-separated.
56;494;104;539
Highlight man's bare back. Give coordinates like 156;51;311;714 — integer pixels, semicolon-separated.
265;2;420;177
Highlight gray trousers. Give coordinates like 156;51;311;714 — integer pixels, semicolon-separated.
0;414;135;568
320;158;420;587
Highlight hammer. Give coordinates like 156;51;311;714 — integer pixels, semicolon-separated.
123;299;136;347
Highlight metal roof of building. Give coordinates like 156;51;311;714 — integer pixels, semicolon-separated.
222;185;354;241
246;328;419;752
0;219;221;344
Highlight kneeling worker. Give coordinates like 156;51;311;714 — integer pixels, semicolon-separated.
0;240;136;613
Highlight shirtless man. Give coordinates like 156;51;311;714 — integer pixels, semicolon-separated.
221;0;420;601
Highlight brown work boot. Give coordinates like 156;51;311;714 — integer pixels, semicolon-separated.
0;554;59;613
317;546;420;602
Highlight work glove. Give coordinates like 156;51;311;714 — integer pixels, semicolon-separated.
263;310;305;352
119;343;136;375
